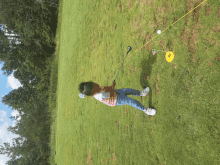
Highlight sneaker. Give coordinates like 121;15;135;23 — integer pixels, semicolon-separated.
140;87;150;96
144;108;156;115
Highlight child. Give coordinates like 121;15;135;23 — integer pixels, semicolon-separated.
78;81;156;115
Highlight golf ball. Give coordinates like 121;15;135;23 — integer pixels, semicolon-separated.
157;30;161;34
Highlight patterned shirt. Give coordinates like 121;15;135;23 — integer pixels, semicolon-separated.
93;92;117;106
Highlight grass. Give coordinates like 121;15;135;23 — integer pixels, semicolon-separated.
49;0;220;164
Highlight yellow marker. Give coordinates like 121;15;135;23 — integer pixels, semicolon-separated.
165;51;175;62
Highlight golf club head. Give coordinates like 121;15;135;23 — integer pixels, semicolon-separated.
127;46;132;54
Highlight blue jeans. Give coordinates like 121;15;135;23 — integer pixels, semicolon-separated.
115;88;145;111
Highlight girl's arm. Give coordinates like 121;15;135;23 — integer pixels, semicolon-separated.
93;83;115;94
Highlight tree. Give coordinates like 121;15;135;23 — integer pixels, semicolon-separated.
1;86;38;111
13;68;42;89
0;29;10;54
5;158;20;165
1;138;42;165
0;0;58;164
0;0;55;46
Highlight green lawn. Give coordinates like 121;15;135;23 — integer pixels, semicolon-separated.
49;0;220;164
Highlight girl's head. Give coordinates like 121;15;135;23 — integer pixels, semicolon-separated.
78;81;94;96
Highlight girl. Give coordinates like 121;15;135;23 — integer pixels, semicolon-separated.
78;81;156;115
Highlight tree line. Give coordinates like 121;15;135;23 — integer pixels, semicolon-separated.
0;0;59;164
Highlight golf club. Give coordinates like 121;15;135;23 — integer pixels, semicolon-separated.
113;46;132;83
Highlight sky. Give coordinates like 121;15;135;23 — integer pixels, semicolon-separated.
0;61;25;165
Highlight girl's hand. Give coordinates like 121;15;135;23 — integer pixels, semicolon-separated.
109;91;117;104
112;82;116;88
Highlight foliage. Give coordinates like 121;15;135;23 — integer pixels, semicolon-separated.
0;0;59;164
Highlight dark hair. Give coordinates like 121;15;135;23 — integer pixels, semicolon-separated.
78;81;94;96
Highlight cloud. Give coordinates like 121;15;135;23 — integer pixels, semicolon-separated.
0;110;24;142
0;109;25;165
6;73;23;90
0;160;4;165
11;110;24;127
0;110;7;122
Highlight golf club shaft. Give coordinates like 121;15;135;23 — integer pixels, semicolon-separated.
113;52;128;83
113;46;132;83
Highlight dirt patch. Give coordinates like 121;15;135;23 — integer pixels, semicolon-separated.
197;60;202;65
170;42;175;50
162;17;167;29
143;34;152;51
186;79;192;91
159;40;166;50
188;23;201;62
174;17;178;22
89;48;93;57
133;66;137;72
205;4;212;16
210;39;218;46
132;17;142;32
127;65;131;70
154;74;159;94
86;149;92;165
143;74;150;80
203;38;219;47
137;0;154;8
126;0;133;9
216;56;220;62
188;25;198;54
116;119;120;130
180;27;189;46
155;3;170;21
112;153;117;162
212;25;220;33
113;24;117;31
118;4;122;12
218;7;220;18
153;14;164;28
185;0;194;26
135;40;138;49
124;107;129;116
207;59;213;67
104;158;108;164
165;2;170;13
156;5;165;15
193;2;202;23
200;76;204;82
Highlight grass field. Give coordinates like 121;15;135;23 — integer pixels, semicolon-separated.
48;0;220;164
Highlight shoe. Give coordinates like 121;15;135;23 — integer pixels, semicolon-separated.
140;87;150;96
144;108;156;115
